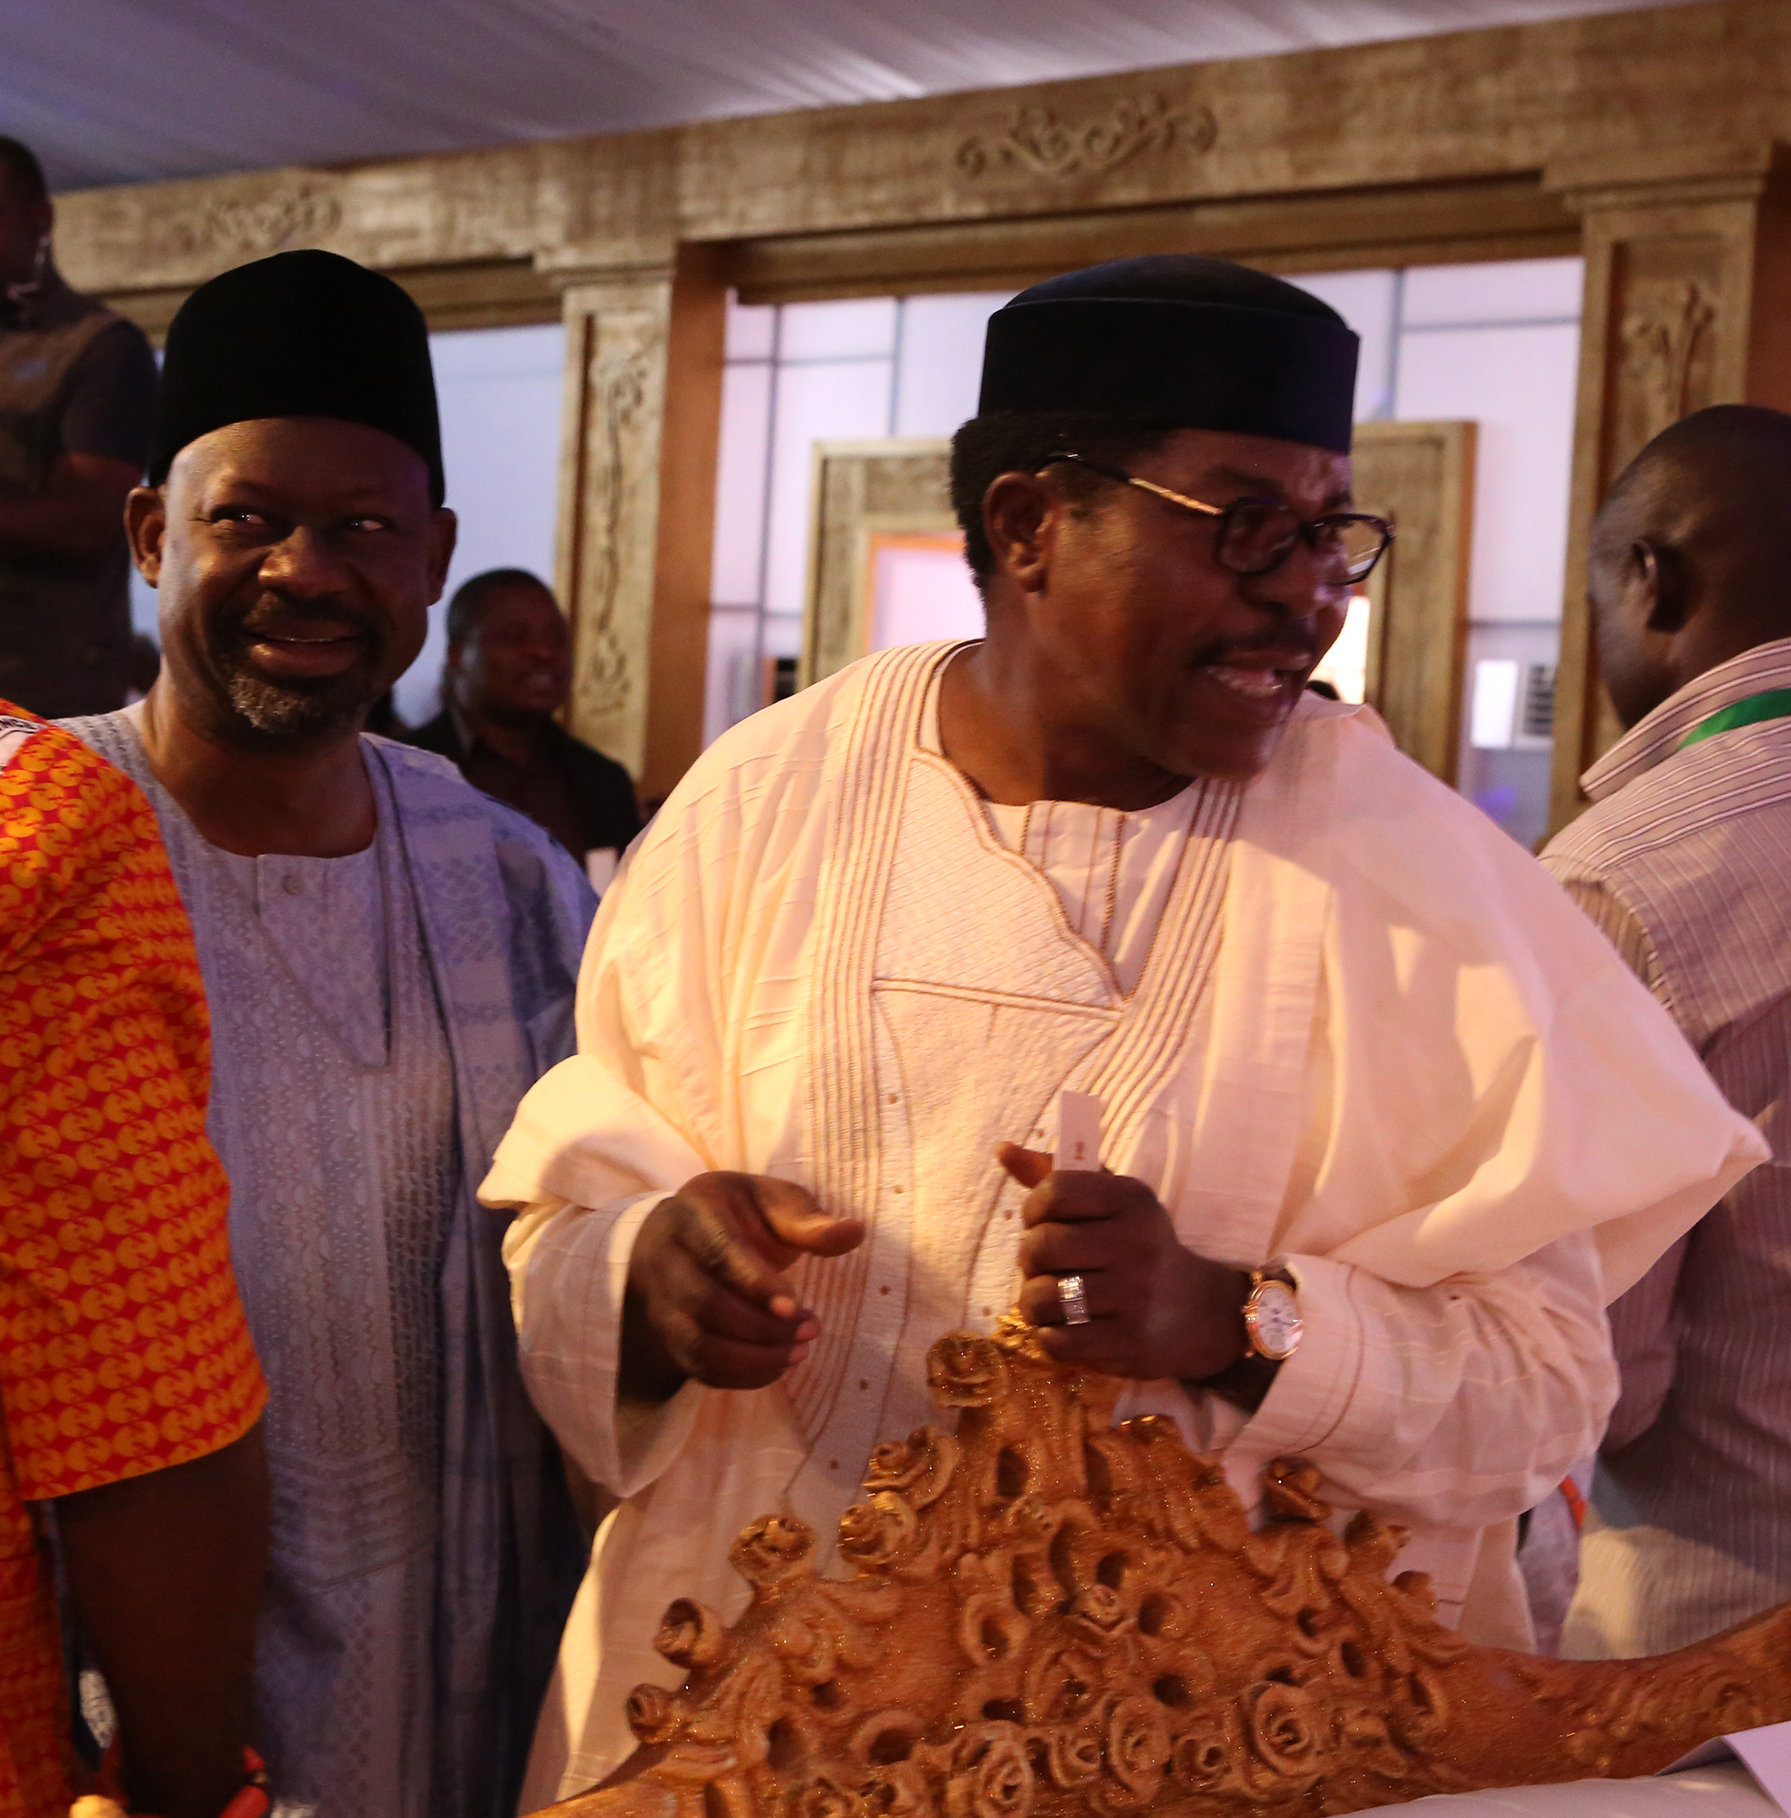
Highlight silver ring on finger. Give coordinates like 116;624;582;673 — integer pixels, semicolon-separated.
1058;1272;1091;1326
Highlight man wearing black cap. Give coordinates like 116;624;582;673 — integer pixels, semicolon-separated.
485;256;1761;1803
62;249;589;1818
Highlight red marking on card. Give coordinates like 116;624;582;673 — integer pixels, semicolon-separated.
1053;1090;1104;1173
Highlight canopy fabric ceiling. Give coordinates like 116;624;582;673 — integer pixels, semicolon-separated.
8;0;1712;194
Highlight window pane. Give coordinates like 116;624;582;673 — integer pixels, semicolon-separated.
1394;319;1581;625
710;361;774;605
761;357;895;615
779;297;899;361
1402;257;1583;327
892;292;1014;436
725;297;777;361
702;605;763;749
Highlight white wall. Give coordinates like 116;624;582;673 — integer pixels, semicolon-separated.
396;322;566;725
707;260;1584;847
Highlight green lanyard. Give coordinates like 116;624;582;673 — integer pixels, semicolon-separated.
1678;685;1791;750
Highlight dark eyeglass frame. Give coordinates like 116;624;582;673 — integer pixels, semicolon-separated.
1038;451;1394;585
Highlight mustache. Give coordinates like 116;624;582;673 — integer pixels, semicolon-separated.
221;594;383;643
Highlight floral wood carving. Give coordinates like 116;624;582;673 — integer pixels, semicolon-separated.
956;95;1214;181
566;306;663;735
166;186;343;260
1620;276;1717;447
547;1315;1791;1818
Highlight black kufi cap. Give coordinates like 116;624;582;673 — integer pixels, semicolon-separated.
979;254;1359;454
150;249;445;503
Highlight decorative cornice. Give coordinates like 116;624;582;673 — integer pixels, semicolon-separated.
165;183;342;261
51;4;1791;301
955;92;1214;181
1544;139;1791;211
535;248;679;290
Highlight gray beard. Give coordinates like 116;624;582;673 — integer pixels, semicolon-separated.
224;667;372;740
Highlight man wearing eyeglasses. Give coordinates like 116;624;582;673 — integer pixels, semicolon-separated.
485;256;1762;1803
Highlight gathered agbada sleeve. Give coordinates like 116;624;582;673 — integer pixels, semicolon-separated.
1232;1235;1615;1537
0;719;266;1503
1206;789;1766;1551
485;692;836;1498
487;798;740;1496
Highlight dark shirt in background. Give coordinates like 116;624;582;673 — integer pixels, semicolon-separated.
0;275;157;716
406;708;642;869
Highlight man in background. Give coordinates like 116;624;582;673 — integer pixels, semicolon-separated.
1;705;267;1818
0;137;157;717
407;568;641;886
65;250;590;1818
1547;404;1791;1658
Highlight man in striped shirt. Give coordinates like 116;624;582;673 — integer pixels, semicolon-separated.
1547;404;1791;1657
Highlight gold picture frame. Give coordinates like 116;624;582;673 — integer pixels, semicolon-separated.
1349;419;1477;785
800;440;962;689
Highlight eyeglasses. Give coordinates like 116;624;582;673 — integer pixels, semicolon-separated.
1040;452;1394;586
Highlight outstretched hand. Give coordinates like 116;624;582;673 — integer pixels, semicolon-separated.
999;1142;1249;1383
622;1172;865;1398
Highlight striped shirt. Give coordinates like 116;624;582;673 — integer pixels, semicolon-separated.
1543;636;1791;1657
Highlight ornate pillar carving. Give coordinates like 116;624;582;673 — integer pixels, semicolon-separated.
544;258;675;781
1546;144;1791;832
542;246;726;798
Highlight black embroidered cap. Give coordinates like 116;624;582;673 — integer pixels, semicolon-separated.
978;254;1359;454
150;249;444;503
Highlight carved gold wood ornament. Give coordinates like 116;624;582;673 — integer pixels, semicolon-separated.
167;187;343;260
549;1316;1791;1818
955;95;1215;181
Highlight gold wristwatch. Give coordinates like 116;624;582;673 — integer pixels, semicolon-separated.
1241;1264;1303;1363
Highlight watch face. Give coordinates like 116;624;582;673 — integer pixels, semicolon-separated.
1247;1280;1303;1361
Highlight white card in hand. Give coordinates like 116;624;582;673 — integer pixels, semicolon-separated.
1053;1090;1104;1172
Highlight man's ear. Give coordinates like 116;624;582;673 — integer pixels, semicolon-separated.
1634;538;1690;634
124;485;166;586
982;472;1059;595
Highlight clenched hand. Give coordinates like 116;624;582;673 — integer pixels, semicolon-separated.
621;1172;865;1399
1001;1143;1249;1382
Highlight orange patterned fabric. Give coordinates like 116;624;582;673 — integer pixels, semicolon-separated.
0;706;265;1818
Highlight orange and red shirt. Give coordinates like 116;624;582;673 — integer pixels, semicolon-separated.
0;706;265;1818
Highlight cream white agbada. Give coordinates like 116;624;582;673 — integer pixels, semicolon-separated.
483;641;1764;1806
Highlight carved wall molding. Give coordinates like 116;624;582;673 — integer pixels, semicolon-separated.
175;184;343;260
1619;274;1718;447
56;4;1791;299
954;94;1214;181
558;287;673;771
